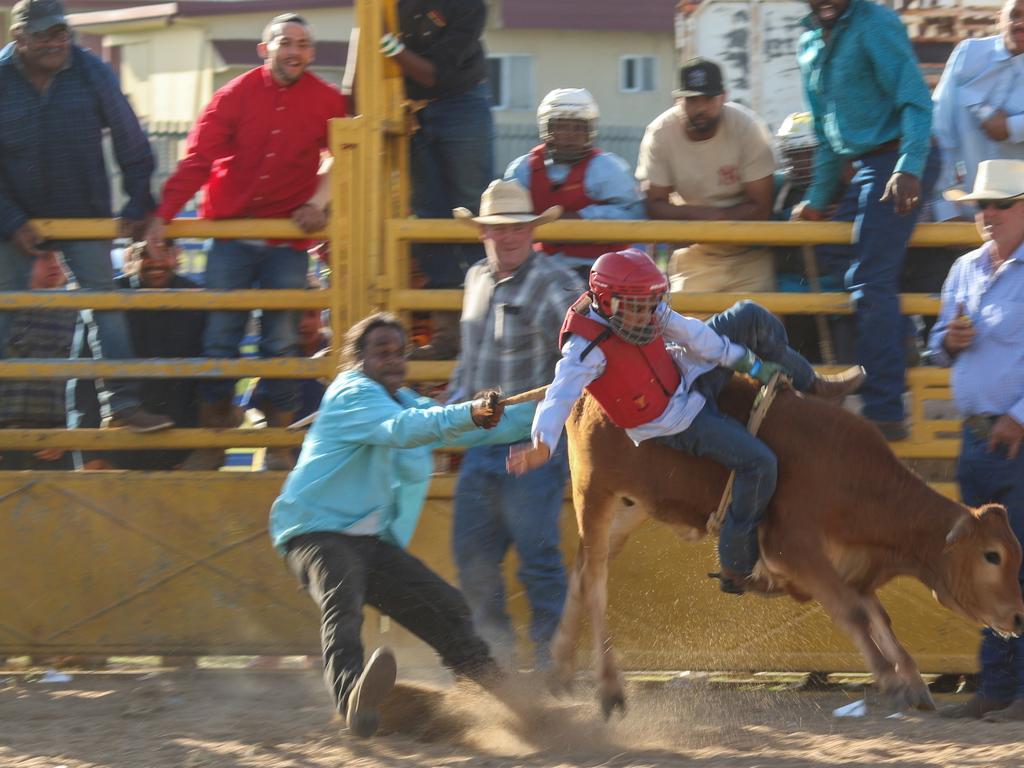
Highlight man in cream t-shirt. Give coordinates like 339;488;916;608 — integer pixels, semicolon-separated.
637;58;777;292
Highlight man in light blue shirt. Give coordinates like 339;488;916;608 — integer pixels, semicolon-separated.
504;88;644;281
794;0;941;440
932;0;1024;220
928;159;1024;720
269;312;535;737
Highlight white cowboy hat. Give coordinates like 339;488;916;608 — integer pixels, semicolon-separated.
944;159;1024;202
454;179;562;226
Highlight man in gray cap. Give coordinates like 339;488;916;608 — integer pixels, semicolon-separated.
0;0;170;431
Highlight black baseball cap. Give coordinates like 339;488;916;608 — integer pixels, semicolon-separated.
11;0;68;34
673;58;725;98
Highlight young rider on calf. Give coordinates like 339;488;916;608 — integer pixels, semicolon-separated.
508;249;864;594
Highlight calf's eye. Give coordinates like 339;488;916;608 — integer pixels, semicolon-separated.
984;551;1002;565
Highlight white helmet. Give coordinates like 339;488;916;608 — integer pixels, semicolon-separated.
775;112;817;152
537;88;600;145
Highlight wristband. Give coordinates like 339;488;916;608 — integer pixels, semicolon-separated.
380;32;405;58
748;358;762;378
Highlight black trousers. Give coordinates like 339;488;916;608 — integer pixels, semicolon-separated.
285;531;498;713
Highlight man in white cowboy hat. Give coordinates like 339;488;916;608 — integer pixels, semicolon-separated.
928;159;1024;720
447;179;583;668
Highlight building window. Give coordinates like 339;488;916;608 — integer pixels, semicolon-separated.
620;55;657;93
487;54;534;110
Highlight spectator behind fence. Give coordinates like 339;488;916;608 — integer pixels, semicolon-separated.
147;13;347;472
636;58;777;293
447;180;583;668
793;0;941;441
73;240;207;471
0;0;171;433
932;0;1024;221
382;0;493;290
269;312;535;738
243;306;329;468
0;251;76;471
927;160;1024;721
503;88;644;282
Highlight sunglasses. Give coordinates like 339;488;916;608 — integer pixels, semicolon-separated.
976;199;1020;211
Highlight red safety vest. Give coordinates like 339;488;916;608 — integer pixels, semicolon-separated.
559;298;681;428
527;144;627;260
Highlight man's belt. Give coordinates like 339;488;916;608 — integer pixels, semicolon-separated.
856;139;902;159
964;414;999;440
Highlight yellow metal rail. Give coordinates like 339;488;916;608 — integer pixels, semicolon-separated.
0;289;327;310
0;428;301;450
387;218;981;247
0;358;331;379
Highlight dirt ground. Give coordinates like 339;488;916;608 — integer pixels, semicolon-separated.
3;666;1024;768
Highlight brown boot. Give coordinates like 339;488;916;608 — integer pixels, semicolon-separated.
180;399;241;471
939;694;1011;719
264;409;297;472
983;698;1024;722
810;365;866;402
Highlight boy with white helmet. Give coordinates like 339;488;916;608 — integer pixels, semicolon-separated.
504;88;644;280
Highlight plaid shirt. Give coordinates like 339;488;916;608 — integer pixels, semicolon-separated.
0;43;155;238
450;253;584;401
0;309;78;427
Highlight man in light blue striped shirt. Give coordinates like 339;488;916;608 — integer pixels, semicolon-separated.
932;0;1024;221
928;159;1024;720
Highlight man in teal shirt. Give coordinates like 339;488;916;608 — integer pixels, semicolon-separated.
793;0;941;440
269;312;534;738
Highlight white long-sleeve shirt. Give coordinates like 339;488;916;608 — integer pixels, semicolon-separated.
532;305;747;451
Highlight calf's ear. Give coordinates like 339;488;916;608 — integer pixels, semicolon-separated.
944;513;975;552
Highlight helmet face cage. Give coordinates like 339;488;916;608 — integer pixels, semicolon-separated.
537;89;599;159
607;291;668;345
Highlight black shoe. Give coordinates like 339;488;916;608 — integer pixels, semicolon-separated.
871;419;909;441
710;567;750;595
345;647;397;738
105;406;174;433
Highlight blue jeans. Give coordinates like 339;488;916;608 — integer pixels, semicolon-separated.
957;426;1024;701
452;440;568;667
0;238;140;415
842;146;941;421
411;82;494;288
200;239;309;410
662;301;815;575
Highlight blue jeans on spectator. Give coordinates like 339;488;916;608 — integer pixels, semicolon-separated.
452;440;568;668
411;82;494;288
957;426;1024;702
840;146;941;422
200;239;308;411
662;301;815;575
0;238;141;415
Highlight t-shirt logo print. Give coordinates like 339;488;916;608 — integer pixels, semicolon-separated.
718;165;740;186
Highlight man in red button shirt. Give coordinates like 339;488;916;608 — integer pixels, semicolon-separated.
146;13;346;471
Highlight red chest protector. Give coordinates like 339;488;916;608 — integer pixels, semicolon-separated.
527;145;627;260
559;298;682;428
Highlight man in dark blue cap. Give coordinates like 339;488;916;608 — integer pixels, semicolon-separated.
0;0;170;432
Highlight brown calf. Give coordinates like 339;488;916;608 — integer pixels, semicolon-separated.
553;379;1024;717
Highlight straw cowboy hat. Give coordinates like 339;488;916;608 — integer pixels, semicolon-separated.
453;179;562;225
944;159;1024;202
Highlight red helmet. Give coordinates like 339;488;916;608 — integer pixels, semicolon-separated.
589;249;669;344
